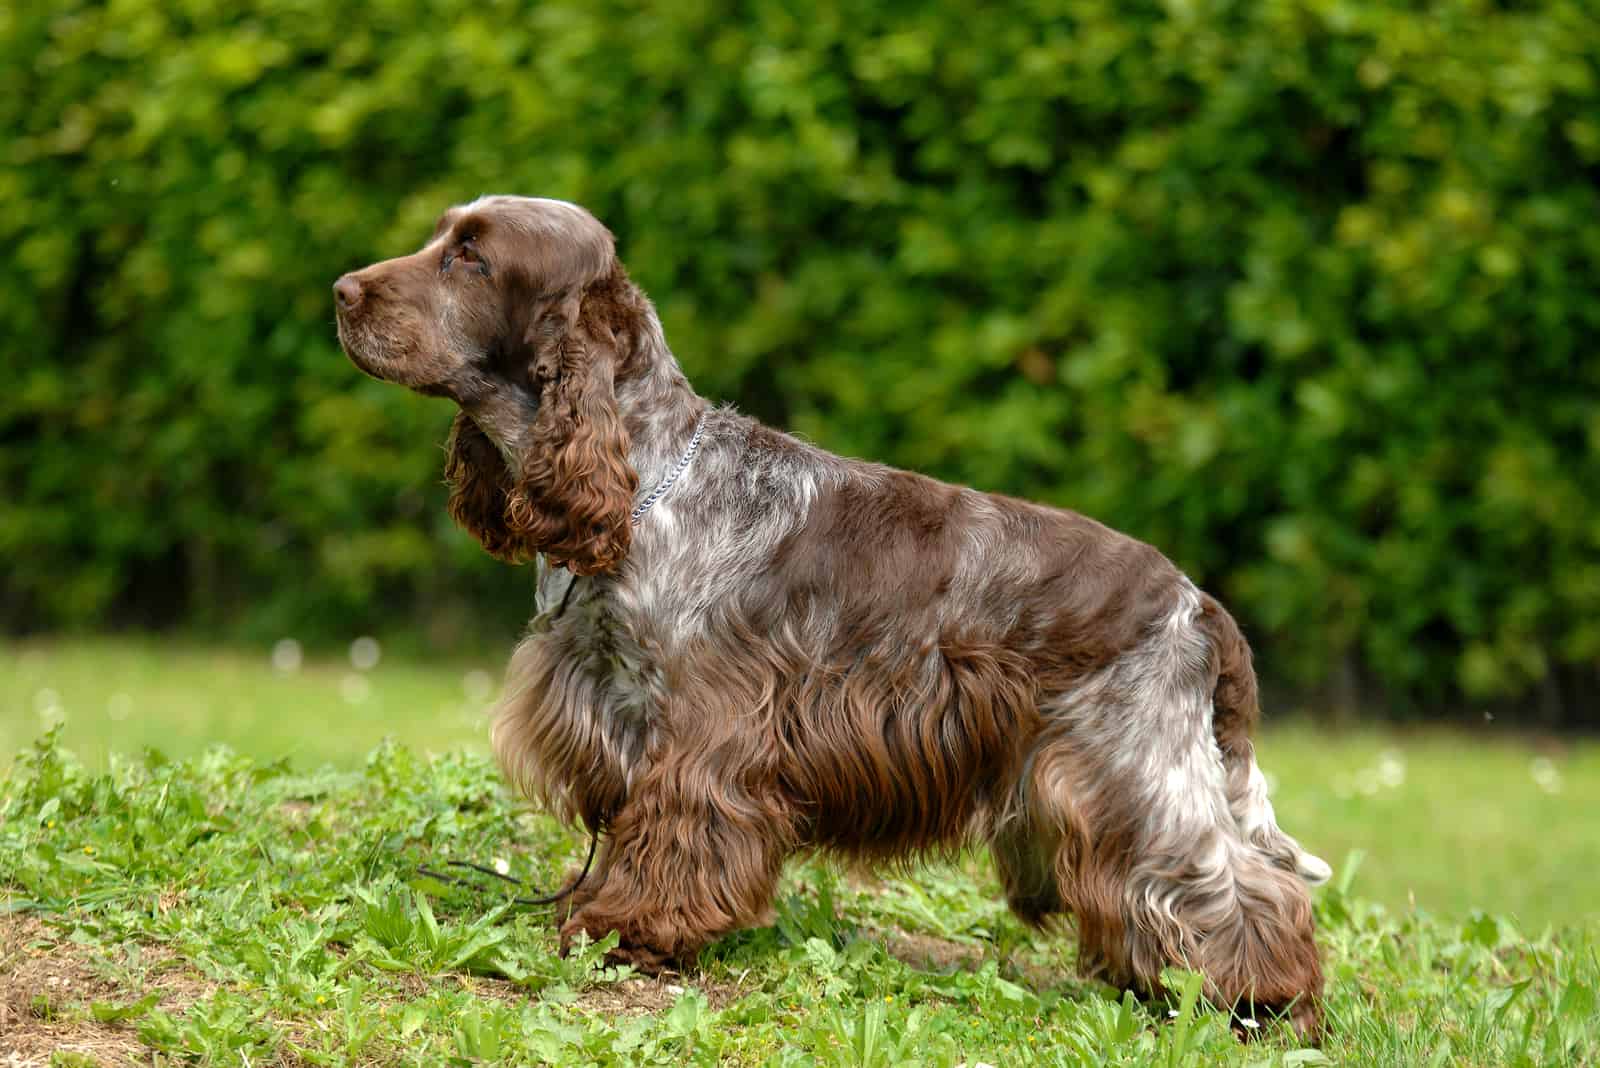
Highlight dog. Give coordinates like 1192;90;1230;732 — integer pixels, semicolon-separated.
334;195;1330;1037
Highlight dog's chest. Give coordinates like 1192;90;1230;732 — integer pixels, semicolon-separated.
538;568;668;726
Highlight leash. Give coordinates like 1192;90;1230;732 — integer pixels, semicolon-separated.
416;833;599;907
414;569;590;907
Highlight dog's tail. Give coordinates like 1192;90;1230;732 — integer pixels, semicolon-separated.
1201;594;1332;886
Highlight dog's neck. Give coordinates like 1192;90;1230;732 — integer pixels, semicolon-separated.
614;303;707;494
463;392;536;477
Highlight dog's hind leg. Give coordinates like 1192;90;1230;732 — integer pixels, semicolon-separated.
990;804;1064;928
1199;594;1331;886
1030;581;1325;1038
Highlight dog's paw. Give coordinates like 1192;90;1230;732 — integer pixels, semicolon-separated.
1295;852;1333;886
557;912;676;974
601;939;677;975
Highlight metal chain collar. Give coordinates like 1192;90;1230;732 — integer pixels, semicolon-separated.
629;412;708;526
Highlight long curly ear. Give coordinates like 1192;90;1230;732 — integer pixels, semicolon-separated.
444;411;523;562
504;289;639;575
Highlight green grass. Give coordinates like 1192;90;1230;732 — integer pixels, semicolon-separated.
2;638;500;770
3;638;1598;1065
5;638;1596;929
1263;729;1600;934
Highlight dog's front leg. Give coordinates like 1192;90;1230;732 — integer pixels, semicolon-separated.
556;743;797;973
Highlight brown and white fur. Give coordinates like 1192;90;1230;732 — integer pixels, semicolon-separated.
333;195;1332;1038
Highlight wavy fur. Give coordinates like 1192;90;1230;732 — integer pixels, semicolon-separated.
335;195;1331;1041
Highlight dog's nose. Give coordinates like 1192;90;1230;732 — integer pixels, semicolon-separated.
333;274;363;311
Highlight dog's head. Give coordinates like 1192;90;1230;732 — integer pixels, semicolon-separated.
334;196;640;574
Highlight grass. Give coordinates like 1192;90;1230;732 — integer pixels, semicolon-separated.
1;638;499;770
3;638;1598;1065
5;638;1596;929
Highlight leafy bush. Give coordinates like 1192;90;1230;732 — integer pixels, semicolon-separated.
4;0;1597;717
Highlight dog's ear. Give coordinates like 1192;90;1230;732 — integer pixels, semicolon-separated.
504;284;639;575
444;412;526;562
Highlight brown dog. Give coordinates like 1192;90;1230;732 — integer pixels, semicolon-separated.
335;196;1329;1037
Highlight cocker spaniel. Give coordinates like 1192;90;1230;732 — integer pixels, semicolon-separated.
334;196;1331;1038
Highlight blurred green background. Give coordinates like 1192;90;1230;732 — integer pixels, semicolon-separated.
3;0;1598;728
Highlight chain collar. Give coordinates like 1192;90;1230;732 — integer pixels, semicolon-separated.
630;412;707;526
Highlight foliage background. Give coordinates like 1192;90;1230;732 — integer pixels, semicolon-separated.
3;0;1597;722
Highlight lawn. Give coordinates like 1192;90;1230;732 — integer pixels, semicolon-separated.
3;638;1598;1065
1;638;500;771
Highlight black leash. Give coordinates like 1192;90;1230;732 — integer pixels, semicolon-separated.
417;831;599;907
553;569;579;620
416;569;593;905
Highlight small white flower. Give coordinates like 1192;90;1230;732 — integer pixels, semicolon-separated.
106;693;133;721
349;636;381;672
1530;757;1563;795
492;857;510;876
1168;1008;1181;1018
463;669;494;703
1376;750;1406;789
339;674;371;705
35;687;65;728
271;638;303;675
1239;1017;1260;1030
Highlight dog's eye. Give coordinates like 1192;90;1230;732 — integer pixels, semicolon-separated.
441;241;488;276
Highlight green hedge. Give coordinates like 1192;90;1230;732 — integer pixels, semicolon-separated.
4;0;1598;719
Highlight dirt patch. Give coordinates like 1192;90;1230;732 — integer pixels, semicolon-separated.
1;914;146;1066
0;914;208;1067
0;911;743;1065
878;929;988;972
1005;952;1079;995
453;967;742;1016
577;973;742;1016
875;925;1084;997
347;954;742;1021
